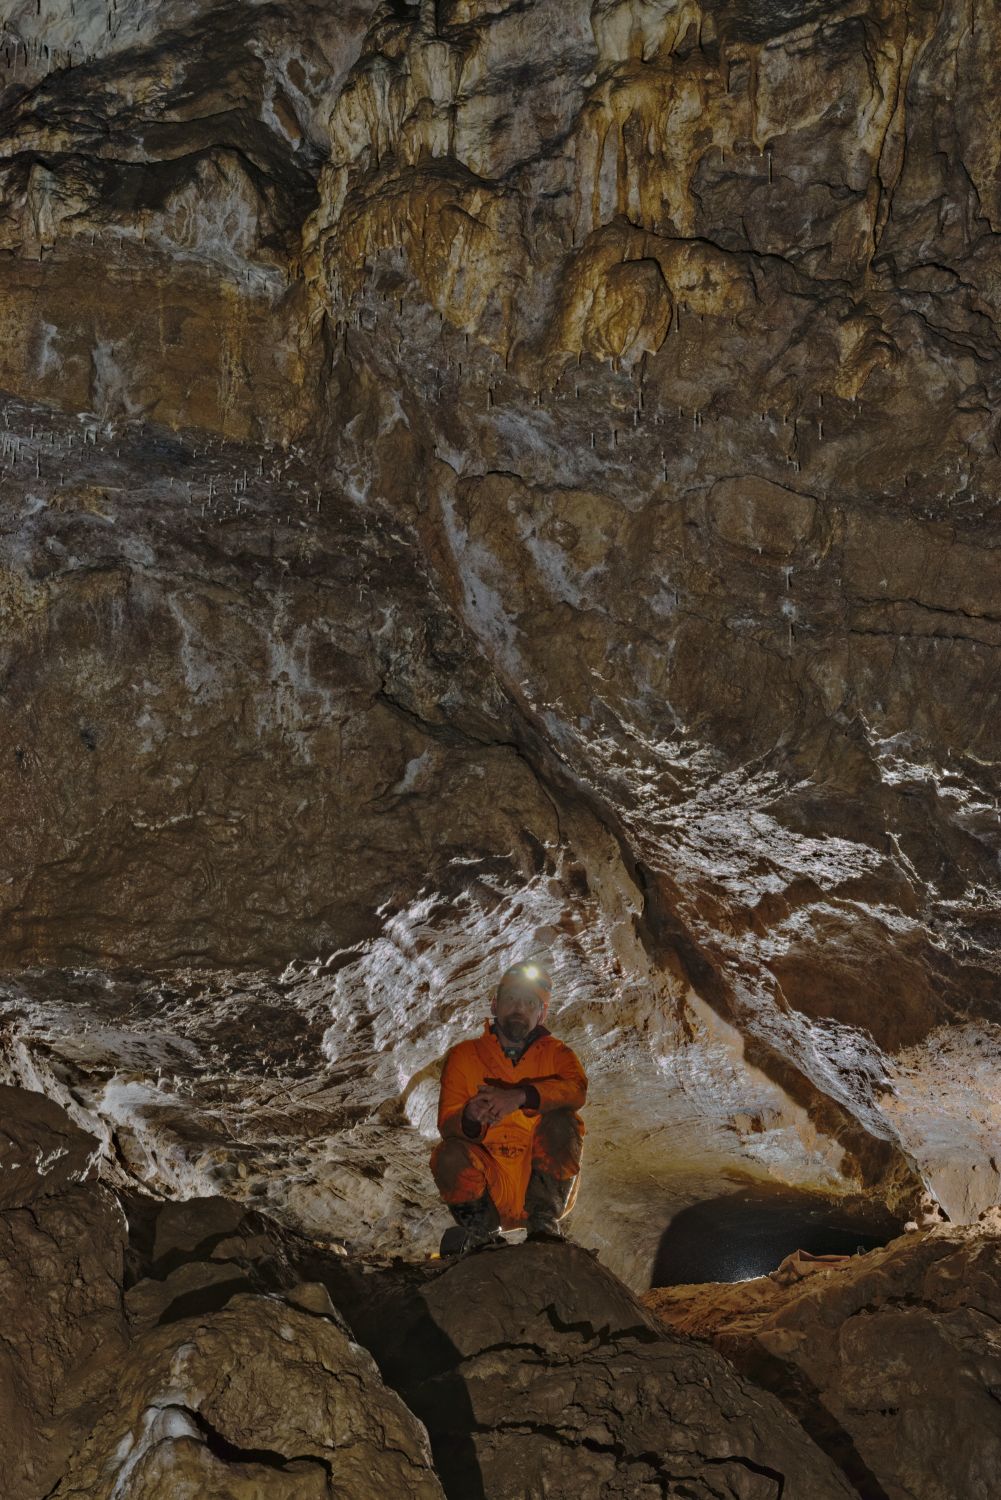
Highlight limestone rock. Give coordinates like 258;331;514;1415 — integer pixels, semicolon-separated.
0;1181;128;1500
0;1173;443;1500
3;4;1001;1493
0;0;999;1333
329;1240;857;1498
0;1086;127;1496
0;426;551;971
50;1292;445;1499
122;1192;323;1334
0;1082;100;1207
645;1224;1001;1500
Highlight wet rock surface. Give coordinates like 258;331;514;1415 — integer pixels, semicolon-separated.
645;1222;1001;1500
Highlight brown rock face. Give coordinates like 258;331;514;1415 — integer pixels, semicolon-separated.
0;1084;873;1500
51;1293;445;1500
0;1078;996;1500
0;1081;100;1206
0;1086;444;1500
325;1239;858;1499
0;1090;128;1500
645;1223;1001;1500
0;412;551;969
0;1184;129;1500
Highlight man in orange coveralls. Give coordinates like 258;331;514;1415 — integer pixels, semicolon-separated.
430;960;587;1253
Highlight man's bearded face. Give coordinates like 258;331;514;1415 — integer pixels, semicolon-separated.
493;982;544;1041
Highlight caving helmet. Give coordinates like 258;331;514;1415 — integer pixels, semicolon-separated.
497;960;553;1018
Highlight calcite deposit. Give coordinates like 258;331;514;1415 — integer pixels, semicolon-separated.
1;0;1000;1492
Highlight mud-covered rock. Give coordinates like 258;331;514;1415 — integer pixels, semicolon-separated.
645;1224;1001;1500
329;1239;856;1498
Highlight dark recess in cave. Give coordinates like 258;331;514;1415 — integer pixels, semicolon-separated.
651;1183;905;1286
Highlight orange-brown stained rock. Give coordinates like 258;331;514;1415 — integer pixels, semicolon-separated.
644;1222;1001;1500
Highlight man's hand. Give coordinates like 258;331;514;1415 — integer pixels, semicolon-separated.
466;1084;527;1127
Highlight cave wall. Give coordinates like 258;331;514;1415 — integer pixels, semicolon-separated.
1;0;1000;1227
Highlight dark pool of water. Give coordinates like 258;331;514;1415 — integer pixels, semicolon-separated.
650;1181;904;1287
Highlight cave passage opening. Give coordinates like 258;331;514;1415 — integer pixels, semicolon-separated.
649;1181;905;1287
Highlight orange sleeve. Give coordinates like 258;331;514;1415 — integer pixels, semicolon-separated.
437;1045;480;1140
521;1041;587;1115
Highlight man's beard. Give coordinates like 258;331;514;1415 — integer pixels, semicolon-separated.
499;1016;530;1041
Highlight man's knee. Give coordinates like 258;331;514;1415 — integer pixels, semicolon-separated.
431;1137;489;1203
532;1108;584;1177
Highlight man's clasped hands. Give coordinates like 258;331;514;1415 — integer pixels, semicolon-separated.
466;1082;528;1127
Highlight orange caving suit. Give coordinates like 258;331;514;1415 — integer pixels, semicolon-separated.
430;1020;587;1229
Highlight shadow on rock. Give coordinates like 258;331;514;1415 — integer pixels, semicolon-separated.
312;1239;858;1499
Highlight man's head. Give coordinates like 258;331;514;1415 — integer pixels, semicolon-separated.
491;961;552;1043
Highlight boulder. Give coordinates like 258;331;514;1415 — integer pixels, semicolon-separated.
645;1225;1001;1500
330;1240;856;1498
50;1293;445;1500
0;1183;129;1500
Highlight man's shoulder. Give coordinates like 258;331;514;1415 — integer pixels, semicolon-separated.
444;1033;492;1064
530;1031;581;1061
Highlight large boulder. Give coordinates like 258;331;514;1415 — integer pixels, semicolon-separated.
645;1223;1001;1500
49;1292;445;1500
328;1240;857;1498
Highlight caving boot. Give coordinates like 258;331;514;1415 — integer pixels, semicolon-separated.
524;1169;573;1242
439;1192;502;1255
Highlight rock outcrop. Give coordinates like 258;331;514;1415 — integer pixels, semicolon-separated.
3;1087;999;1500
51;1291;446;1500
0;1083;875;1500
0;1080;101;1205
0;1091;126;1497
325;1236;859;1499
0;1086;445;1500
646;1222;1001;1500
0;1179;129;1499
